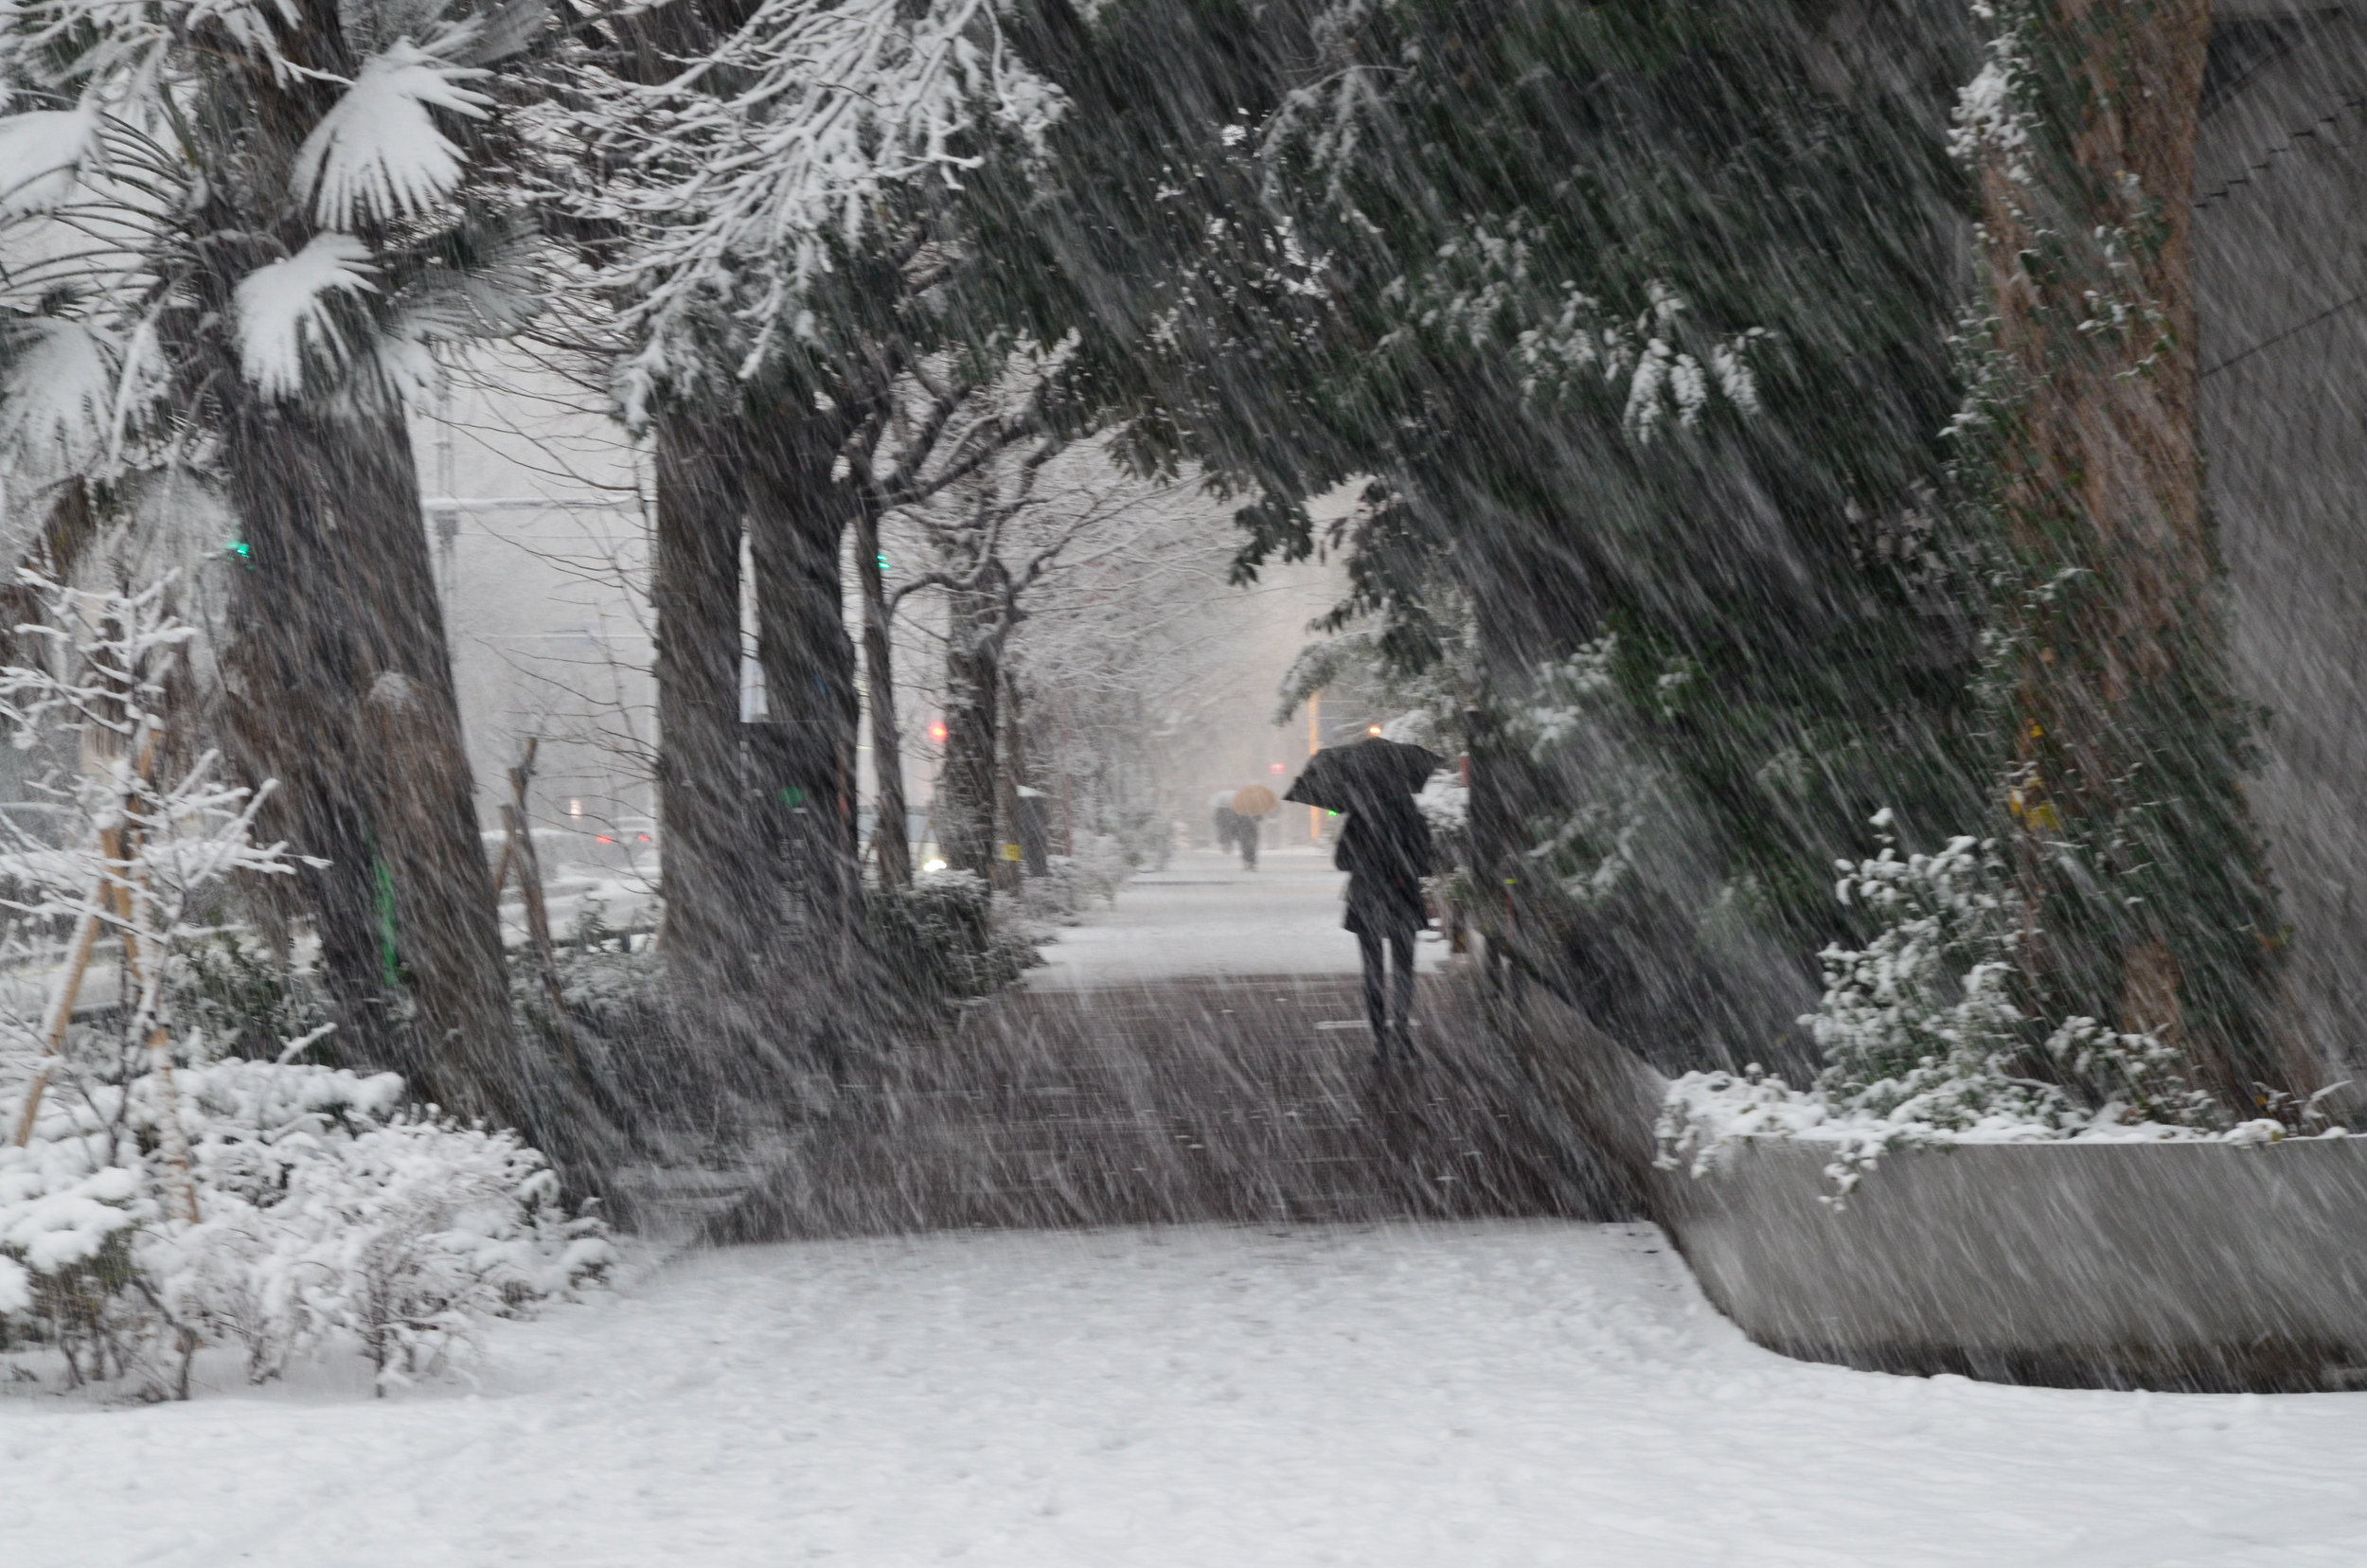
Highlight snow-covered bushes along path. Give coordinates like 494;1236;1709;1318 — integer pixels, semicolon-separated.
1659;812;2340;1199
9;1222;2367;1566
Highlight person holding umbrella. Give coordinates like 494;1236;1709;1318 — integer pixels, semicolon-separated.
1284;738;1440;1068
1210;790;1248;863
1228;784;1278;870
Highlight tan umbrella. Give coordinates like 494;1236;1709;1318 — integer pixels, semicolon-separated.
1230;785;1278;818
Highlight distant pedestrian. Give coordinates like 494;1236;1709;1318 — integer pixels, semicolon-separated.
1209;792;1254;868
1212;786;1276;871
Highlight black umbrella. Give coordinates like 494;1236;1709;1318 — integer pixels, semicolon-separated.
1282;738;1443;812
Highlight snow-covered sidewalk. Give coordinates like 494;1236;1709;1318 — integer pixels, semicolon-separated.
11;1221;2367;1566
1027;846;1448;988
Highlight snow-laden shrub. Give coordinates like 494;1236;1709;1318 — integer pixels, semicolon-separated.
3;1056;612;1394
0;1149;139;1328
0;570;610;1395
161;1113;611;1389
1659;811;2310;1200
862;868;1039;1007
1069;831;1135;905
1016;834;1132;927
1806;824;2057;1131
169;931;336;1062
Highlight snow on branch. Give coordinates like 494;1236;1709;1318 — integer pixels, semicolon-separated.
1385;218;1770;443
567;0;1063;419
0;570;297;910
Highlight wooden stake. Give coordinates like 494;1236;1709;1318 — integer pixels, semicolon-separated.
501;739;578;1068
114;871;198;1225
9;726;161;1148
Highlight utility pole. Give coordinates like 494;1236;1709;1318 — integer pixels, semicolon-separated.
1308;690;1322;843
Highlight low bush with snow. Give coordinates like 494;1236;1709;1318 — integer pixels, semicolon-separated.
863;868;1041;1007
1016;833;1132;927
2;1054;612;1396
1657;811;2338;1201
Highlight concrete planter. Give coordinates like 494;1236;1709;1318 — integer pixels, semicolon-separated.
1653;1131;2367;1391
1482;976;2367;1392
1661;1135;2367;1391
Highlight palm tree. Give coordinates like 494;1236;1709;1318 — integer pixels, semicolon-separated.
0;0;585;1159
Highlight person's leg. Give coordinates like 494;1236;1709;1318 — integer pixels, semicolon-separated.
1388;924;1415;1047
1357;926;1389;1063
1242;826;1257;870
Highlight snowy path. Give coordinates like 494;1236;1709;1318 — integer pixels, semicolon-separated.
12;1221;2367;1566
18;855;2367;1566
1027;846;1447;988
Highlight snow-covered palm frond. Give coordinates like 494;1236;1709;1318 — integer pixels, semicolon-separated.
291;39;492;229
0;318;118;473
370;210;542;401
570;0;1063;419
234;234;380;400
0;105;105;221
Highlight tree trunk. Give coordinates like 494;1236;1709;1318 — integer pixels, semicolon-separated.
940;586;1003;881
1002;672;1045;880
221;391;539;1135
1974;0;2310;1106
219;498;392;1060
853;504;911;886
651;407;765;1036
743;400;862;950
177;0;552;1148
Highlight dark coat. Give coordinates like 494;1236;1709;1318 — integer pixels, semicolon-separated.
1334;800;1433;935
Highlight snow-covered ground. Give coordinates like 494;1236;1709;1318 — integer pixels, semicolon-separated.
11;1221;2367;1566
1027;846;1448;988
16;854;2367;1565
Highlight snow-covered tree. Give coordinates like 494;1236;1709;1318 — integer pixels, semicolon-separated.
0;572;297;1220
546;0;1074;1022
0;0;564;1154
883;417;1224;882
559;0;1061;423
1037;0;1983;1072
